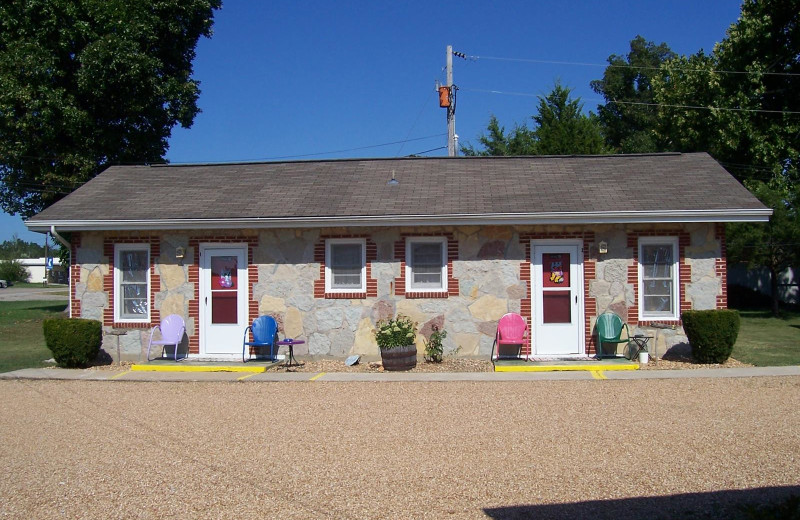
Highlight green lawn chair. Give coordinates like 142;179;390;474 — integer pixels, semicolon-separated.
595;312;632;360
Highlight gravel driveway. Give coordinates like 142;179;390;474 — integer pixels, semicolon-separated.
1;377;798;519
0;286;68;301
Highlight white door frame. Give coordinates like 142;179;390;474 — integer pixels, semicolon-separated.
530;239;585;357
198;243;249;358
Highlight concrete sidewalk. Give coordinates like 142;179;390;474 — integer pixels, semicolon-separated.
2;365;799;382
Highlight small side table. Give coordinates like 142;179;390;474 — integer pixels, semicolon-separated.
276;339;305;368
630;335;653;362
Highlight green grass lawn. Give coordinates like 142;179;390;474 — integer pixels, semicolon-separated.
732;309;800;366
0;300;67;373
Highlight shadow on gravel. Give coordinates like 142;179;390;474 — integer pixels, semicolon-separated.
484;486;800;519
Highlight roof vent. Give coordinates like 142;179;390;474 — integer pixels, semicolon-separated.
387;170;399;186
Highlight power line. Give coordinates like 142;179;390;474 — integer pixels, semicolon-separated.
407;146;447;156
466;54;800;77
606;99;800;115
396;91;436;157
170;133;449;164
461;88;800;116
4;133;450;167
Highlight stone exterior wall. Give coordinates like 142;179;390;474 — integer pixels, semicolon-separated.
69;222;726;362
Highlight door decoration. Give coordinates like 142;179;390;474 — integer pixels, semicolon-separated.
219;268;233;288
210;256;238;324
542;253;569;287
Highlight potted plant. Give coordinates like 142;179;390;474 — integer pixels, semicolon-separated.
374;315;417;371
423;325;447;363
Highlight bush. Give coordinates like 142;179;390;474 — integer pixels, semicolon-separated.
374;315;417;350
0;259;29;283
43;318;102;368
681;309;741;364
423;325;447;363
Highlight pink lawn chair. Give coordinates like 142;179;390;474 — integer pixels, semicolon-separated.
491;313;530;361
146;314;186;361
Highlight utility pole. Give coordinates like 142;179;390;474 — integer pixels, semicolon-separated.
446;45;456;157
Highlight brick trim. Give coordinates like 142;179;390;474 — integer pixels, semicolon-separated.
519;231;596;357
69;233;82;318
715;223;728;309
103;237;161;329
627;231;691;326
394;232;458;299
314;235;377;299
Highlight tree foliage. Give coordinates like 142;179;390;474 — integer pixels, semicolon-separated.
462;83;607;156
0;258;29;283
460;116;536;156
0;0;221;217
591;35;676;153
637;0;799;314
726;182;800;316
532;83;607;155
0;236;46;260
650;0;799;185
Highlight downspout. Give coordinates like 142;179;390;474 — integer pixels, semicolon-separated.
50;226;72;317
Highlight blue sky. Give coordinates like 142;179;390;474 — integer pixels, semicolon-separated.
3;0;744;243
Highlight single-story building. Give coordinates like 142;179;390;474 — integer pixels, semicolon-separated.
18;257;66;285
25;152;771;362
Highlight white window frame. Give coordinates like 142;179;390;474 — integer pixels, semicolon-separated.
325;238;366;293
114;243;150;323
638;236;680;321
405;236;448;293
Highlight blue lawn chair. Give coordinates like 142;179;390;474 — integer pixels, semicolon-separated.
242;316;279;362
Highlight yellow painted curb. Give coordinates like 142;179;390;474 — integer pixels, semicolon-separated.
131;364;268;373
310;372;326;381
590;371;607;380
494;363;639;372
110;370;131;380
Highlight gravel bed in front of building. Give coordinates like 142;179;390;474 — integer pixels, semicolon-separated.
1;377;798;519
78;354;752;372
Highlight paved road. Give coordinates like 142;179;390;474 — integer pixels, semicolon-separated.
0;285;68;301
0;376;798;519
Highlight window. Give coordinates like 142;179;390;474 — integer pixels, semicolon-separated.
114;244;150;322
406;237;447;292
638;237;679;320
325;239;366;293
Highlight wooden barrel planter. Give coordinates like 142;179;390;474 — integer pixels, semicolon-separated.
380;344;417;371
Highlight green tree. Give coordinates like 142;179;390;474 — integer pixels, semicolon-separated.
461;83;607;156
726;182;800;316
650;0;799;185
0;235;46;260
648;0;799;314
591;35;676;153
461;116;535;156
532;83;607;155
0;259;29;283
712;0;800;185
0;0;221;218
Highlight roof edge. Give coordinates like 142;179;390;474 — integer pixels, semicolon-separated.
148;151;689;168
26;208;772;233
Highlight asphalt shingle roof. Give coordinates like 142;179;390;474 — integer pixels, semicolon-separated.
27;152;769;229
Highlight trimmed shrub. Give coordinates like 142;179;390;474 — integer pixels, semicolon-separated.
681;309;741;364
43;318;102;368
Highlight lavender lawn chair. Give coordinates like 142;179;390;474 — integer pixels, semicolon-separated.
491;312;531;361
146;314;186;361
